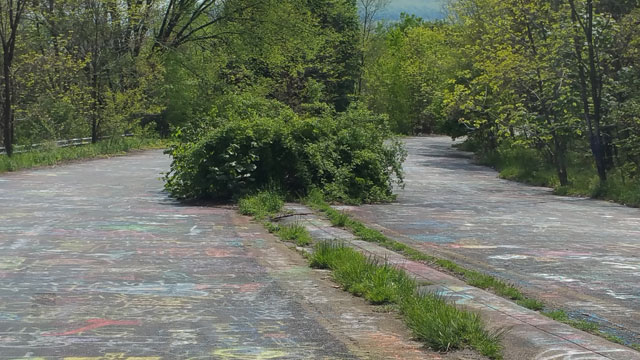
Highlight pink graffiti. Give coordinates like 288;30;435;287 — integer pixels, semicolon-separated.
205;248;233;257
43;318;140;336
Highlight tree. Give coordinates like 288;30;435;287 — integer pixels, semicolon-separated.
0;0;28;156
357;0;389;94
567;0;612;181
154;0;266;51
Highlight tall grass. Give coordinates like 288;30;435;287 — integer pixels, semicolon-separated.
310;241;501;358
0;137;164;173
276;223;312;246
237;191;284;219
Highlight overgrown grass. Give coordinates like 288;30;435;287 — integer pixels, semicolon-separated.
0;137;165;173
305;190;640;349
516;298;545;311
237;191;313;247
304;189;541;305
237;191;284;220
275;223;312;246
310;241;501;358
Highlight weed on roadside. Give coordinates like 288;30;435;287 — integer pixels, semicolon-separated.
328;210;349;227
276;223;312;246
0;137;164;173
309;241;502;358
516;298;545;311
238;191;284;219
303;189;538;305
544;310;600;333
303;190;640;351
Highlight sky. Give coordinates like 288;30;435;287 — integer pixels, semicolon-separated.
379;0;447;20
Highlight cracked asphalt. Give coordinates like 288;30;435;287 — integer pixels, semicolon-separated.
344;136;640;346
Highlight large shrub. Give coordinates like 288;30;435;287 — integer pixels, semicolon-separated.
164;97;406;203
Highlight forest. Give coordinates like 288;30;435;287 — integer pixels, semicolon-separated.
1;0;640;205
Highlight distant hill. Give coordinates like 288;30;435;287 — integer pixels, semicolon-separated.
382;0;447;20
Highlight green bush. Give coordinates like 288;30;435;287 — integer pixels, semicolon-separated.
164;97;406;203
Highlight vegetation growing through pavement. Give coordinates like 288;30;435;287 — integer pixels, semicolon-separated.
274;224;313;246
310;241;502;358
237;191;313;247
237;190;501;357
304;189;539;304
238;190;285;220
303;189;640;348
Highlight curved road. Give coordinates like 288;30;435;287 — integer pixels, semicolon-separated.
346;137;640;345
0;151;463;359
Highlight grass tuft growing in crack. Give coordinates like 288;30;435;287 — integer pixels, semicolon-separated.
309;241;502;358
276;223;312;246
238;191;284;219
544;310;598;332
516;298;545;311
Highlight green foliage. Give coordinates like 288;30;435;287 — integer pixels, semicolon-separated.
309;241;501;358
165;97;406;203
0;137;164;173
401;292;501;357
364;18;464;134
237;191;284;220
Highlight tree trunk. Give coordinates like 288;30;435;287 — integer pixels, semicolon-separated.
554;136;568;186
90;65;100;144
2;58;13;156
585;0;607;181
568;0;607;182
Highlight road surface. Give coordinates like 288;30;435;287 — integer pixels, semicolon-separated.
345;136;640;345
0;151;465;359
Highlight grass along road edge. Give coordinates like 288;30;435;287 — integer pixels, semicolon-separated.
238;190;502;359
0;137;166;173
301;189;640;350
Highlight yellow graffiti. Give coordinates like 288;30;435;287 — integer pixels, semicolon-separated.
64;354;161;360
0;256;25;270
211;348;287;359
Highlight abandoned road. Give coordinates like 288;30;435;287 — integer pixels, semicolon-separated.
344;136;640;345
0;152;466;359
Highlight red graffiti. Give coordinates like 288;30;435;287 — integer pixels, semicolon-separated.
43;318;140;336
